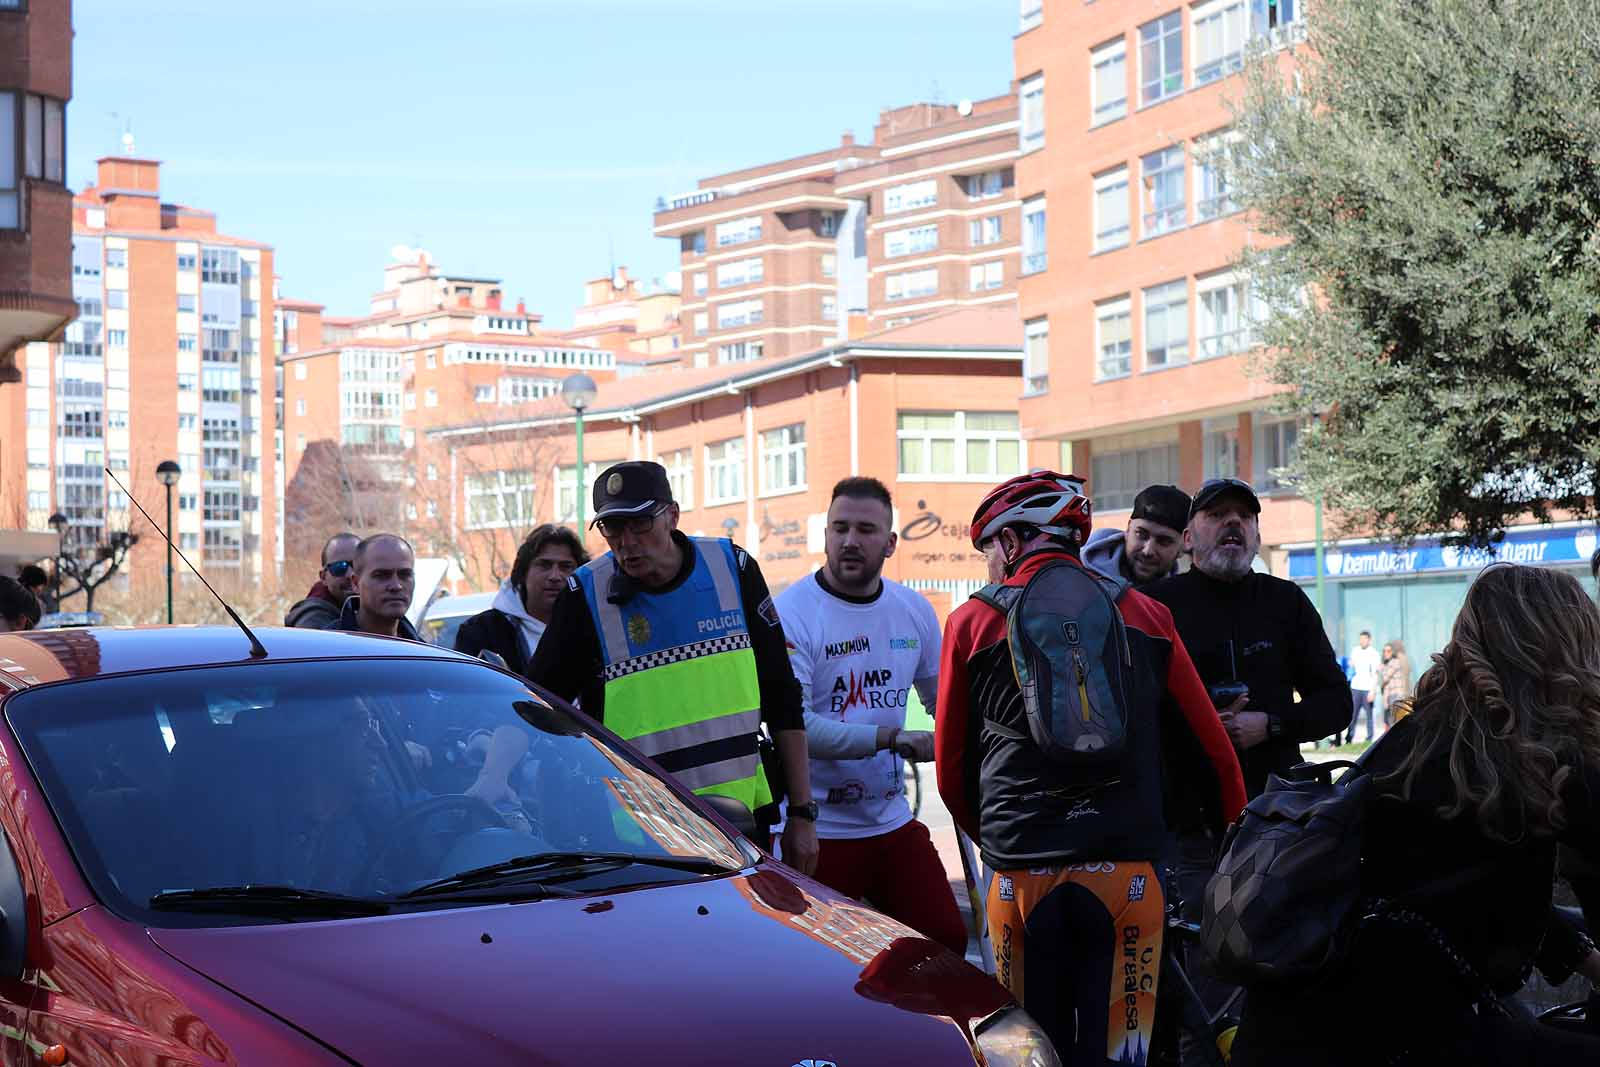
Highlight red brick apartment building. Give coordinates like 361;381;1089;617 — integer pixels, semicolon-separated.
4;155;278;585
1013;0;1314;561
424;306;1052;619
0;0;76;573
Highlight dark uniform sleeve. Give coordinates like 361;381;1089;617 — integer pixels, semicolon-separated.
1277;583;1355;743
525;580;607;721
733;548;804;734
452;612;490;659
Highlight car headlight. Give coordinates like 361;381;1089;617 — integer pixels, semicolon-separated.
972;1005;1061;1067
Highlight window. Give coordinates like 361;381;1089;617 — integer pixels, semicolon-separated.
293;362;309;381
200;248;240;284
425;463;437;480
177;373;197;392
964;170;1007;201
717;340;763;363
705;437;746;503
176;293;196;313
178;333;197;353
19;93;64;188
1093;167;1130;252
716;257;764;288
554;462;602;523
0;93;17;227
424;388;438;408
1096;297;1133;380
1204;417;1241;480
885;268;939;302
663;448;694;510
1091;431;1182;511
178;413;196;430
884;224;938;259
884;179;938;214
1141;145;1187;237
1252;0;1301;39
969;215;1002;247
1023;317;1049;396
1197;273;1250;357
692;272;708;296
821;295;836;322
896;411;1022;479
1254;415;1301;492
760;424;806;494
295;398;306;416
1194;130;1236;220
177;253;197;272
1193;0;1247;84
969;261;1004;291
403;391;416;410
1022;196;1047;275
818;211;843;238
1091;38;1128;125
465;469;537;529
106;248;127;270
715;215;762;247
1020;74;1044;151
1020;0;1042;32
1139;11;1184;106
1143;280;1189;369
821;252;836;278
425;351;436;369
474;384;495;403
104;289;127;311
716;299;763;329
693;311;709;336
179;494;198;512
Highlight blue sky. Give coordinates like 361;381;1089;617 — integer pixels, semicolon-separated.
71;0;1016;325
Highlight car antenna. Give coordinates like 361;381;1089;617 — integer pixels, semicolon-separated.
103;467;268;659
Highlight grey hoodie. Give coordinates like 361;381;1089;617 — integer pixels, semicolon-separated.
1082;526;1181;586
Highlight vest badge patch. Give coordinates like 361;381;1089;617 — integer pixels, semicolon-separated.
627;613;652;646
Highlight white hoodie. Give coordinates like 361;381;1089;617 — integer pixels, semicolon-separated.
491;579;547;659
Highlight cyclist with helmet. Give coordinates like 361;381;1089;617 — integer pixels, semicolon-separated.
935;471;1247;1067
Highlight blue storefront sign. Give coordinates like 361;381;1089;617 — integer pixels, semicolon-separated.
1287;524;1599;581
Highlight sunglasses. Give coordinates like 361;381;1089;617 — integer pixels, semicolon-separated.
324;560;354;577
596;505;669;540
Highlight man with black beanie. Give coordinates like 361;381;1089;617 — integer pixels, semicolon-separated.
1082;484;1191;587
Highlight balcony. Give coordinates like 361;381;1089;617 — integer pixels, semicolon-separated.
0;185;75;383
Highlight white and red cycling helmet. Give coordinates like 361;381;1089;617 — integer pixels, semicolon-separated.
969;470;1092;550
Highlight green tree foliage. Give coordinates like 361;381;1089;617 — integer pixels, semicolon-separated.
1232;0;1600;546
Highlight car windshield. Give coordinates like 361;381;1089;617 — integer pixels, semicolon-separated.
422;613;469;648
5;657;748;925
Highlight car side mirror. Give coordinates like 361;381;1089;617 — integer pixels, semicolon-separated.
0;836;27;980
478;650;509;670
698;794;759;843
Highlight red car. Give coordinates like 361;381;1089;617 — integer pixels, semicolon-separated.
0;625;1058;1067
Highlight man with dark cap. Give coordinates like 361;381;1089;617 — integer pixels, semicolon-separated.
527;460;819;875
1082;484;1191;587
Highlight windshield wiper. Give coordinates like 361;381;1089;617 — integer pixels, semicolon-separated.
398;850;740;900
149;885;391;918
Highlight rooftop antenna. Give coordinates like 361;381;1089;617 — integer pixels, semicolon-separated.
104;467;268;659
108;112;135;155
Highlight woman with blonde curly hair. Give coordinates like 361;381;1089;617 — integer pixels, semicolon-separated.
1235;564;1600;1065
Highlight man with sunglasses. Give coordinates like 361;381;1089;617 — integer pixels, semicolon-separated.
527;461;818;875
285;532;361;629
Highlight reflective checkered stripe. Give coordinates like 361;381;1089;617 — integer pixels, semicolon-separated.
574;538;770;812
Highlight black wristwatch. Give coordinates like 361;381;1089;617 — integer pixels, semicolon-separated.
787;801;819;822
1267;714;1284;740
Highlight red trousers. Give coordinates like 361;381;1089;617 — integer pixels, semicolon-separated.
811;818;968;956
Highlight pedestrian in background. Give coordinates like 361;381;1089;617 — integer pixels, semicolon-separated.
286;532;361;629
1378;639;1410;727
0;576;40;632
16;564;53;616
1081;484;1191;587
333;533;422;641
455;524;587;674
1346;629;1381;744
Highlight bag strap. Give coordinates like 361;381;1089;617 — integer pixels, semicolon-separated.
970;583;1022;613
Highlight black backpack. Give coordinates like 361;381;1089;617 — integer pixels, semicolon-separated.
971;559;1135;768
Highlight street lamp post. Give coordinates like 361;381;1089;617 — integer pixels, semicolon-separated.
561;373;598;533
156;460;182;624
46;512;68;611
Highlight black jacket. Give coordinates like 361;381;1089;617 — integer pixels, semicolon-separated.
1145;567;1349;798
330;596;422;642
453;609;529;676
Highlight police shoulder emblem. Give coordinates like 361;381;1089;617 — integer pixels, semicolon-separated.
606;471;624;494
626;613;651;646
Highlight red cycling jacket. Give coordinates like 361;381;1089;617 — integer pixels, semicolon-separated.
935;550;1247;869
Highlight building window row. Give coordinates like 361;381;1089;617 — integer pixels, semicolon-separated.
716;256;764;288
884;223;939;259
970;215;1003;247
1094;272;1262;382
969;260;1004;292
1092;130;1239;253
717;299;764;329
885;268;939;302
466;469;538;529
716;215;763;247
897;411;1022;481
446;345;612;370
884;179;938;215
718;339;763;364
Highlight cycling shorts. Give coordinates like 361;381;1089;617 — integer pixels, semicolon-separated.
987;860;1164;1067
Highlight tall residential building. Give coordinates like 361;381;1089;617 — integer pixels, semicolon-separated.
8;156;276;579
278;252;620;569
1014;0;1308;542
560;266;683;367
835;95;1022;332
653;136;879;368
0;0;74;390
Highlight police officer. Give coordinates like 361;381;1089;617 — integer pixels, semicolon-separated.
528;461;818;875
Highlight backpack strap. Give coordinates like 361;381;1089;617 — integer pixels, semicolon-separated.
970;583;1022;613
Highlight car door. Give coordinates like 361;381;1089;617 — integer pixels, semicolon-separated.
0;822;37;1066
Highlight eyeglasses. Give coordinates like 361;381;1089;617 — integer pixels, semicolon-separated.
596;505;668;540
324;560;354;577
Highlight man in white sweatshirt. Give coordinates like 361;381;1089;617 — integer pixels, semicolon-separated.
775;477;966;954
455;524;588;675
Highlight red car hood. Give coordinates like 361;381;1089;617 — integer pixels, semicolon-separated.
147;868;1009;1067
